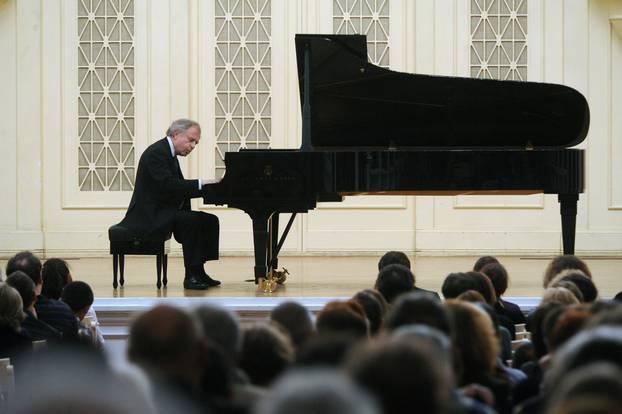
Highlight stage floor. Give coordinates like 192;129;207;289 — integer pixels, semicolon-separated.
3;255;619;299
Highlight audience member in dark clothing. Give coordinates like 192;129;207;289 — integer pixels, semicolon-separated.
35;294;79;339
375;264;415;304
295;334;360;368
480;262;526;324
0;283;32;362
6;271;61;342
128;305;207;413
378;251;440;299
6;250;78;339
61;281;94;321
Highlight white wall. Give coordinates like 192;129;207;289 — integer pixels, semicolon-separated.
0;0;620;257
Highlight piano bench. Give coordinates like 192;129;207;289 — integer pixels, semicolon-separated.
108;224;171;289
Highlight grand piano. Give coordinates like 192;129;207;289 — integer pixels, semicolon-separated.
202;34;589;284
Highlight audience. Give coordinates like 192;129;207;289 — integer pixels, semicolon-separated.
3;249;621;414
0;282;31;363
6;271;61;342
6;251;78;339
378;251;440;299
479;261;526;324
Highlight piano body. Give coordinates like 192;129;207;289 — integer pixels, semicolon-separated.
202;34;589;284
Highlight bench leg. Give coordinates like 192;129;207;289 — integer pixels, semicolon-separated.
156;254;163;289
163;255;168;287
113;254;119;289
119;255;125;287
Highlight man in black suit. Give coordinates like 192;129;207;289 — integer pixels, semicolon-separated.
120;119;220;290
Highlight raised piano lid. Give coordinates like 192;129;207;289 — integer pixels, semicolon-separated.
295;34;590;150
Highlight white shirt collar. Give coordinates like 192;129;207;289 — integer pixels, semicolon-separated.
166;136;176;157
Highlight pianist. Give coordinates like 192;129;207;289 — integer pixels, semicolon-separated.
119;119;221;290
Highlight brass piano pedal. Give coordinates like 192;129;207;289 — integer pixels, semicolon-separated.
258;277;278;293
274;267;288;285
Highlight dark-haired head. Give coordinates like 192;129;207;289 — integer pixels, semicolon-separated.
480;262;508;298
441;271;496;305
42;258;72;300
6;270;36;311
550;270;598;302
6;251;42;286
385;291;451;335
352;290;385;335
543;255;592;288
375;264;415;304
378;251;411;271
61;281;94;320
473;256;499;272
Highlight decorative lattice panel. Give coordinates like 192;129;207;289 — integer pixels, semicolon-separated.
333;0;390;67
214;0;272;179
77;0;135;191
470;0;527;80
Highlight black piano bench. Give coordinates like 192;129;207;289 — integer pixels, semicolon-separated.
108;224;171;289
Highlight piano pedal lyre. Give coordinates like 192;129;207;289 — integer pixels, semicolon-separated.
258;267;288;293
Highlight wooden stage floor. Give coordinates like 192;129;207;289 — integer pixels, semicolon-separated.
3;255;619;300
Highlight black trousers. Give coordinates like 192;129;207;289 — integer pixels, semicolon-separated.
172;210;219;268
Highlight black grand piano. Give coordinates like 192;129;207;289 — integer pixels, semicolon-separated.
202;34;589;284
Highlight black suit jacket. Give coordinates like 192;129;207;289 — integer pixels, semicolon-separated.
121;138;202;239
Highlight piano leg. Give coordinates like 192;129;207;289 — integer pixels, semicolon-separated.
251;211;272;284
558;194;578;255
270;213;279;271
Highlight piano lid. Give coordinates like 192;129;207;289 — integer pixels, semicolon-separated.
295;34;590;149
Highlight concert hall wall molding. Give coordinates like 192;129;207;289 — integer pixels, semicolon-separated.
0;0;621;257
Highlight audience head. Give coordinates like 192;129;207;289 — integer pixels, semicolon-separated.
543;255;592;288
545;326;622;394
549;270;598;302
375;264;414;303
442;271;496;305
128;305;205;388
473;255;499;272
316;300;368;338
239;323;294;387
378;251;410;271
545;363;622;414
614;291;622;303
384;291;450;335
254;369;380;414
6;270;36;311
347;337;448;414
295;333;360;368
541;286;581;307
0;282;26;330
6;251;43;291
42;258;72;300
550;279;584;302
352;290;385;335
270;301;315;347
445;300;499;385
456;289;486;303
547;305;591;352
480;262;509;298
193;304;240;363
61;281;94;320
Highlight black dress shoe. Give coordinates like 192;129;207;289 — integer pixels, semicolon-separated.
183;274;210;290
200;272;221;287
